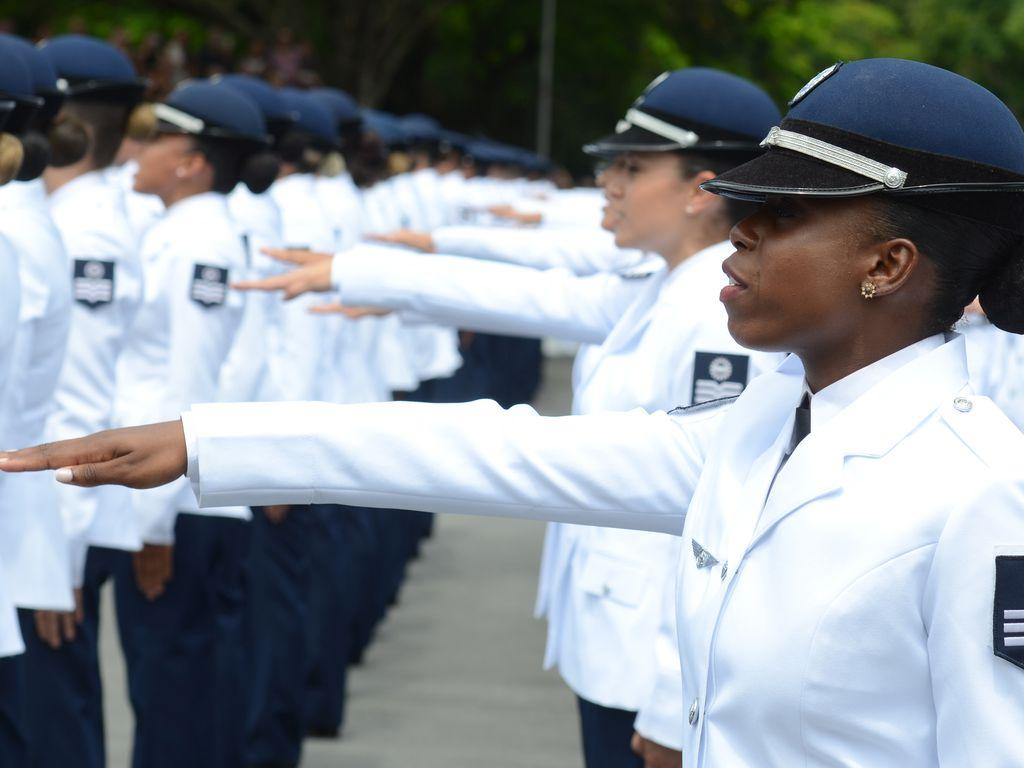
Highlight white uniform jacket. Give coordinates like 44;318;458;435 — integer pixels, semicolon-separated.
0;180;74;610
269;173;343;402
0;234;23;657
221;184;284;402
332;239;777;735
47;170;145;585
432;224;645;275
183;333;1024;766
961;312;1024;430
114;192;247;543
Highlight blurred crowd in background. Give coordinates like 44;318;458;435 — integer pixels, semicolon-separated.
0;20;321;99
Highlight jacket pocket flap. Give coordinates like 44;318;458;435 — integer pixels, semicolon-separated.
579;551;650;607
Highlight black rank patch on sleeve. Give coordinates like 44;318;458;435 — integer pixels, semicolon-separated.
190;263;229;307
72;259;115;308
691;352;750;405
994;555;1024;670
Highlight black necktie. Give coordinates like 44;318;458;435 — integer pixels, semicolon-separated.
790;393;811;453
772;393;812;486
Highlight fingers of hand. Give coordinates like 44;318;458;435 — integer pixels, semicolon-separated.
631;733;645;757
231;275;292;292
309;303;347;315
73;589;84;624
260;247;331;265
54;454;134;488
60;612;77;643
0;432;119;474
134;545;173;601
35;611;60;649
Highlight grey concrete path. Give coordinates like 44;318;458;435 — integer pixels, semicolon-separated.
100;355;583;767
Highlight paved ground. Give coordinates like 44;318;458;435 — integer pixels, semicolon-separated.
100;354;583;767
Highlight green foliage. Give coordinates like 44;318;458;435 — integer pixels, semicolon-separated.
11;0;1024;173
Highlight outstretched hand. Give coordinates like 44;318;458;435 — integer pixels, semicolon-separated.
261;247;333;266
309;303;393;319
233;254;333;300
366;229;435;252
0;420;188;489
487;204;542;225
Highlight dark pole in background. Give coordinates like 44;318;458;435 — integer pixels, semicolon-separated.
536;0;556;158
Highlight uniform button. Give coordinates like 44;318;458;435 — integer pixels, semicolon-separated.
602;584;611;597
720;561;729;581
688;698;699;726
953;396;973;413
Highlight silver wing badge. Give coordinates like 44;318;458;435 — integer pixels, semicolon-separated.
691;539;719;569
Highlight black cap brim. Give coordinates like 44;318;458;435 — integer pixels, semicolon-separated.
701;148;883;201
583;124;682;158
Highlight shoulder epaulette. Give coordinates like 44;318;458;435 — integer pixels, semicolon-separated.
668;395;739;416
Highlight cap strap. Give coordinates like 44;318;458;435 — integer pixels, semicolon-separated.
153;104;205;135
762;126;908;189
623;108;699;148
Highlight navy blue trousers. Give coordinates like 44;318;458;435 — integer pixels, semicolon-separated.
245;505;314;766
117;514;250;768
15;545;123;768
0;647;27;766
304;504;367;735
576;696;644;768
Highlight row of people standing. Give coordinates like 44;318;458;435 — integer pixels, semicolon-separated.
222;63;1024;768
0;31;558;768
7;54;1024;768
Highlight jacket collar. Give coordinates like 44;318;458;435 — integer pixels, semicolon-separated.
748;333;969;547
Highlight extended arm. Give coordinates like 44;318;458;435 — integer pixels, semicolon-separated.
332;244;643;345
2;399;723;535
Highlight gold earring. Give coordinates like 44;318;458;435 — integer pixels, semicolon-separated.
860;280;877;299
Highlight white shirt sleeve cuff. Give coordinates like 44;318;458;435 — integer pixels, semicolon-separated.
180;410;200;500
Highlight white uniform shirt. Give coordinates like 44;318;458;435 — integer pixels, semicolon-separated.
47;170;145;584
0;233;23;657
183;333;1024;767
113;192;246;543
0;180;73;610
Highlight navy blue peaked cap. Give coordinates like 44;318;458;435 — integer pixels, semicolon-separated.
216;75;294;123
38;34;145;103
156;80;268;145
585;67;780;157
0;35;63;128
0;43;41;134
439;129;470;152
401;113;441;143
361;109;405;147
0;35;57;95
309;87;361;129
280;88;338;147
703;59;1024;232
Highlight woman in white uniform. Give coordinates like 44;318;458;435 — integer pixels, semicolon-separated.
110;79;269;768
7;59;1024;767
247;67;783;768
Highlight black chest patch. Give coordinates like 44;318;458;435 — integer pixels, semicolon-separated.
190;263;228;307
994;555;1024;671
692;351;749;404
72;259;115;308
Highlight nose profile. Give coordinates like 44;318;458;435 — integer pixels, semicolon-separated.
729;213;758;252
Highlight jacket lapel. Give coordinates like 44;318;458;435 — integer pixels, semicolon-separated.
747;335;970;550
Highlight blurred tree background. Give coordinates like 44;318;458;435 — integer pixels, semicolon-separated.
2;0;1023;173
